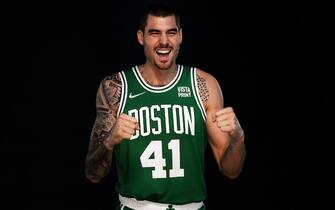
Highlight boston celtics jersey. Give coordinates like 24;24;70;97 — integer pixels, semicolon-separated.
114;65;207;204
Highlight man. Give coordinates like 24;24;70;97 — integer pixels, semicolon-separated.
85;2;245;210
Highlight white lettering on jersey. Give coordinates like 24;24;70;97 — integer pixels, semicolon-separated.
172;105;184;134
177;86;191;98
139;107;150;137
150;105;162;135
129;109;139;140
128;104;195;140
161;104;171;134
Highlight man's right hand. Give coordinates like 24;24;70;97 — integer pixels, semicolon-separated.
104;113;139;150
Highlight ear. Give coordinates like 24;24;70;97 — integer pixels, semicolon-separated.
137;30;144;45
179;28;183;44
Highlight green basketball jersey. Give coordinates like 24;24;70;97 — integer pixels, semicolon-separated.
114;65;207;204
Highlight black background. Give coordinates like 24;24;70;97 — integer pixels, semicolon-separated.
2;0;330;209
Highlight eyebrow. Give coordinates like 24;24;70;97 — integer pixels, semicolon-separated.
147;28;178;33
147;29;160;33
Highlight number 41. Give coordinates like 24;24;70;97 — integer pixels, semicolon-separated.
140;139;185;179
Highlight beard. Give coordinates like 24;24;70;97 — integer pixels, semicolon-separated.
148;46;180;71
154;59;173;70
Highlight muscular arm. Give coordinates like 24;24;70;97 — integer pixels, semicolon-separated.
197;70;245;179
85;74;122;183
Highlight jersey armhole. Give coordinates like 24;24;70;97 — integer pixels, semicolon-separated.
117;71;128;117
191;67;207;121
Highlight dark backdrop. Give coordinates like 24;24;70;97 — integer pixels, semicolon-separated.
2;0;323;209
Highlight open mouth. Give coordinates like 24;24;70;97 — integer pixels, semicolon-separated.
156;49;172;58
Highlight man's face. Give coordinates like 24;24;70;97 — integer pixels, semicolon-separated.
137;14;182;70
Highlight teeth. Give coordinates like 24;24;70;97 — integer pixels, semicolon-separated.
157;50;170;54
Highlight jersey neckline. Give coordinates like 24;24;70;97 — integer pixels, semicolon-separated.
133;64;183;93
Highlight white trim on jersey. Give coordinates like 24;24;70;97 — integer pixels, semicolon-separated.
117;71;128;117
119;194;204;210
191;67;207;121
132;65;183;93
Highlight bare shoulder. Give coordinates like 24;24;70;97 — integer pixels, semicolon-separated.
94;73;123;120
98;73;122;108
195;68;223;109
196;68;220;82
101;73;122;96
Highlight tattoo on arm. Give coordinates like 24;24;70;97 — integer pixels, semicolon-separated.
197;74;210;103
85;74;122;182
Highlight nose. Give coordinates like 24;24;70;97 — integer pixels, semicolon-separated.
159;34;168;46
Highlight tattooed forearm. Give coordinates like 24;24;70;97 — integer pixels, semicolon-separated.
197;74;210;103
85;74;122;183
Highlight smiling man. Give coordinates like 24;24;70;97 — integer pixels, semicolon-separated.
85;2;245;210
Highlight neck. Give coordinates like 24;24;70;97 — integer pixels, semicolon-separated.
139;63;178;87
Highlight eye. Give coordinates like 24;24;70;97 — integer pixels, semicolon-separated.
167;30;178;36
168;32;176;36
148;31;160;37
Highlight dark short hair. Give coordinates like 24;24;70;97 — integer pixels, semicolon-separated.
139;2;181;32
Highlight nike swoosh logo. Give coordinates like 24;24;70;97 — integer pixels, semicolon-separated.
129;92;146;99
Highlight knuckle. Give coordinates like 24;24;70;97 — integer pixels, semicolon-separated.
226;107;233;112
232;124;236;130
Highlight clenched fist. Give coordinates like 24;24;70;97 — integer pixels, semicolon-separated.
104;113;139;150
212;107;244;142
